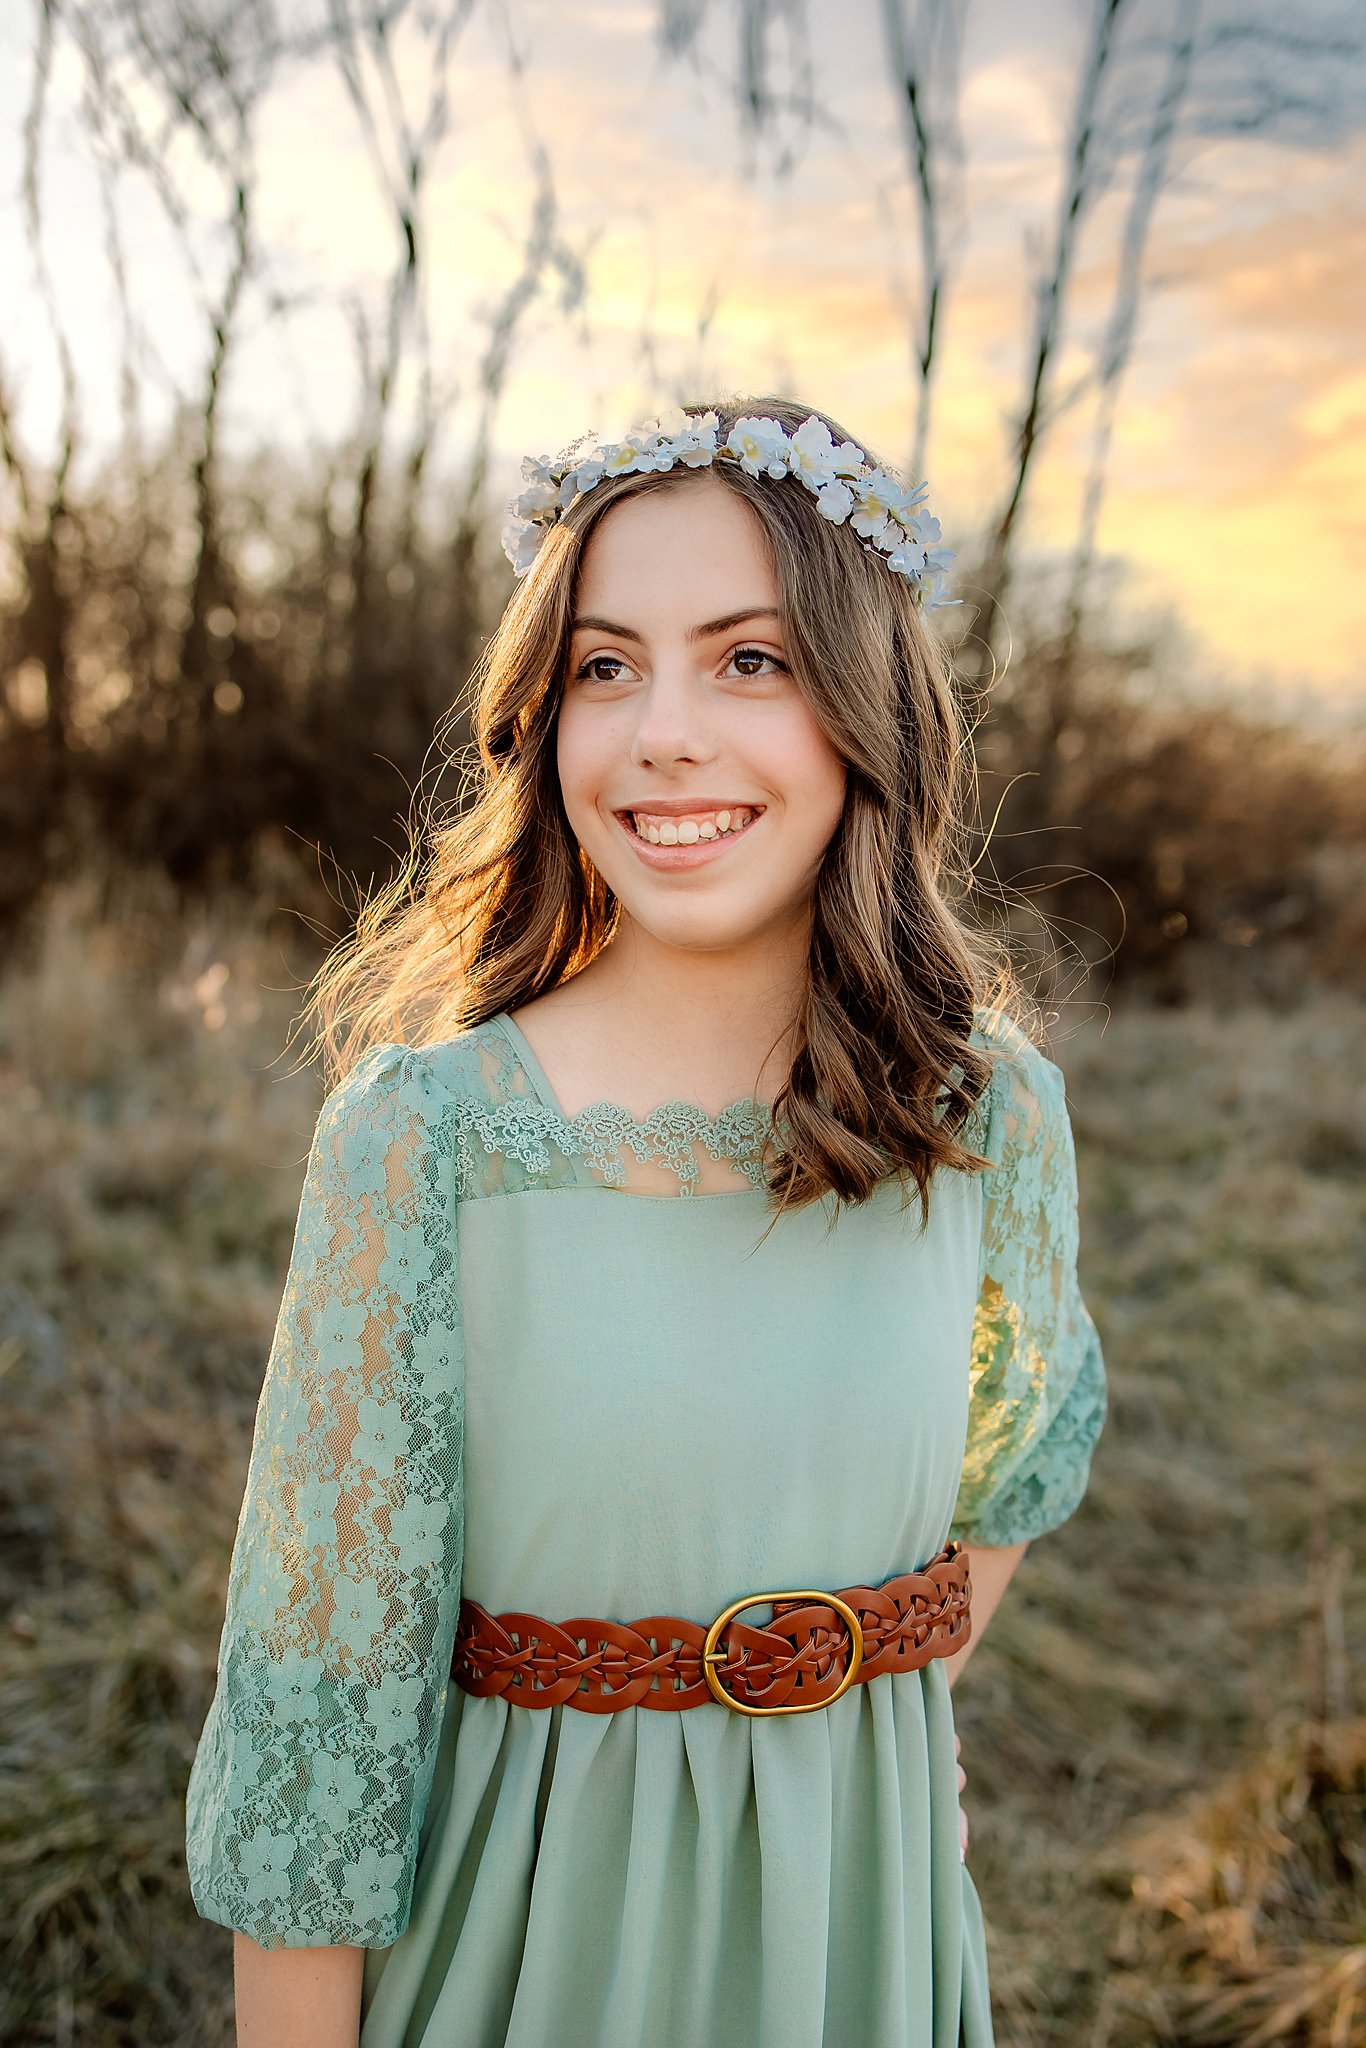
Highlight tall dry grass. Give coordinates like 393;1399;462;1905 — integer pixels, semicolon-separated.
0;875;320;2046
0;878;1361;2045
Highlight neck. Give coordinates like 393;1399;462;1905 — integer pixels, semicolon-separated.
561;908;812;1104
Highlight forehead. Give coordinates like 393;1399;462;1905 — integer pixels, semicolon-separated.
574;475;778;622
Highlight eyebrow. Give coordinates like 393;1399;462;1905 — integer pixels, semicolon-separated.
569;606;784;645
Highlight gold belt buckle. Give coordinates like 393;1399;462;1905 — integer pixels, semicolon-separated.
701;1589;865;1715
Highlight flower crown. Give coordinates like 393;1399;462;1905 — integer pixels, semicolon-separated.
501;406;955;609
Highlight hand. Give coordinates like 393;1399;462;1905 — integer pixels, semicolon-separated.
956;1732;969;1862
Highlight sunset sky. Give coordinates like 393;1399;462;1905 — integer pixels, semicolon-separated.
2;0;1363;723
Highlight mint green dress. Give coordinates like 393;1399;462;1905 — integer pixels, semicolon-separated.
185;1008;1106;2047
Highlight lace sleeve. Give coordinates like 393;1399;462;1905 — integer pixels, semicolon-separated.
184;1044;464;1950
949;1018;1107;1548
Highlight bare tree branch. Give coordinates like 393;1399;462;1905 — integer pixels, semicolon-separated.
657;0;818;171
878;0;965;478
18;0;83;754
973;0;1132;674
323;0;478;676
1064;0;1201;657
45;1;290;740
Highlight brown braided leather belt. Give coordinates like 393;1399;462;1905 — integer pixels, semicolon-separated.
450;1541;971;1717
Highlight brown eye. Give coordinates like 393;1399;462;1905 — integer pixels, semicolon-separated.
576;655;628;684
728;647;786;678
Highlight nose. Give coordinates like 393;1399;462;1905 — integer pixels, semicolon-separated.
629;662;718;772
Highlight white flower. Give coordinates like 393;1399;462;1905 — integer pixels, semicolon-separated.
638;425;680;470
571;455;606;496
633;404;718;463
726;416;792;479
885;536;928;579
642;404;691;440
601;412;693;476
602;440;644;475
788;416;838;480
788;416;865;486
814;479;855;522
850;474;901;543
884;527;957;605
853;505;890;542
512;478;558;518
634;438;676;473
879;476;930;528
676;413;720;466
501;513;543;577
920;551;958;606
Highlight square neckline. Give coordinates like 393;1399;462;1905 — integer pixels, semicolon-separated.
488;1010;775;1203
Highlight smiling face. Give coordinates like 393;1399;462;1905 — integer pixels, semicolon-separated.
555;473;849;963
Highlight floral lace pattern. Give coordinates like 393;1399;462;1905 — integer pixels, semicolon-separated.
185;1045;467;1950
949;1011;1108;1547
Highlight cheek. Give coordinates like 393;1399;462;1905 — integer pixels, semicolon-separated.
775;712;847;838
554;703;604;817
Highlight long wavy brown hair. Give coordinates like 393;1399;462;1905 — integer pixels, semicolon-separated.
303;393;1034;1219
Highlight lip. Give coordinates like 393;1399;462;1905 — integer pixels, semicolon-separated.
611;804;765;870
614;797;767;817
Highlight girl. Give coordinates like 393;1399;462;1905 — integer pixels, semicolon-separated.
185;395;1107;2048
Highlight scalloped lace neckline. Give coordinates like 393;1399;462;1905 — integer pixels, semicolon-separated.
490;1010;773;1131
482;1010;775;1199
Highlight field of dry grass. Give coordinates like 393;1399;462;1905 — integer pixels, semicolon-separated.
0;877;1361;2047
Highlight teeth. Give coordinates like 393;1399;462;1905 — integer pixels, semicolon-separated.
631;806;756;846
